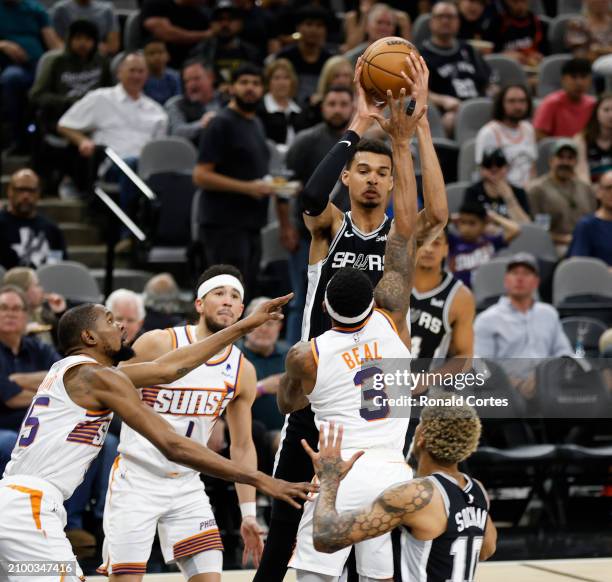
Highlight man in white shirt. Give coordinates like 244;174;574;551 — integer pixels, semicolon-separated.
475;84;536;188
58;52;167;242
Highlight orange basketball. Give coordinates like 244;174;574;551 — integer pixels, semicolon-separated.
360;36;419;102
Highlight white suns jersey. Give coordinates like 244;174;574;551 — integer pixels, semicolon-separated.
118;325;244;478
308;309;412;451
3;355;113;499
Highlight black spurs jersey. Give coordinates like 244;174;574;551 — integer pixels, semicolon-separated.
399;472;489;582
301;210;391;340
410;272;463;360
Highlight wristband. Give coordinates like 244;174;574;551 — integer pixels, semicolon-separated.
256;382;265;396
240;502;257;520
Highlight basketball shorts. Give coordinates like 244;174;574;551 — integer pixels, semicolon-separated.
289;449;413;579
99;456;223;576
0;476;84;582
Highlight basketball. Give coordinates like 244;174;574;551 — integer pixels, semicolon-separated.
360;36;419;101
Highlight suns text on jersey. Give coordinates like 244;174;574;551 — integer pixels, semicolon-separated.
151;387;229;416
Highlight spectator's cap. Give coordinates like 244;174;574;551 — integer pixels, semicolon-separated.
481;147;507;168
507;252;539;275
68;19;99;43
552;138;578;157
212;0;243;20
295;4;331;29
561;57;592;77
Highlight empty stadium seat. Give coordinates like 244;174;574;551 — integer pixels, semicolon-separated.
553;257;612;306
485;54;529;87
548;14;580;54
412;14;431;48
457;138;478;183
561;316;608;357
37;261;103;303
445;181;469;214
123;11;142;52
536;137;558;176
472;257;510;309
455;97;493;144
139;137;198;181
427;103;445;139
505;224;557;261
537;54;572;98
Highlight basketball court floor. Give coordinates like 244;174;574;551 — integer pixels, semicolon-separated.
88;558;612;581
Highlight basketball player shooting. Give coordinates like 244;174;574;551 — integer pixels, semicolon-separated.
0;294;314;582
256;53;448;582
304;410;497;582
276;86;427;582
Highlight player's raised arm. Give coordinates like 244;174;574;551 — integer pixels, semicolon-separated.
302;58;382;245
120;294;292;387
277;341;316;414
303;423;444;553
83;364;315;507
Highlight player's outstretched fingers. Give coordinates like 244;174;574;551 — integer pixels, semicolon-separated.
334;423;345;451
346;450;365;472
301;438;317;462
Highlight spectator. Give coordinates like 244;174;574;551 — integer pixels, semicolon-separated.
193;64;272;297
448;200;520;288
165;58;220;145
475;84;536;188
490;0;547;67
237;296;288;445
533;58;596;141
274;4;333;105
568;170;612;266
233;0;274;57
0;0;63;153
2;267;66;347
143;39;181;105
474;253;573;397
50;0;119;55
301;55;353;128
140;0;212;69
192;0;261;88
141;272;184;332
0;285;60;476
257;59;302;147
457;0;494;42
564;0;612;62
464;148;531;223
343;3;398;66
0;169;67;270
58;52;168;246
527;139;596;256
575;92;612;185
105;288;145;344
283;85;355;342
342;0;410;53
420;1;492;135
29;19;112;136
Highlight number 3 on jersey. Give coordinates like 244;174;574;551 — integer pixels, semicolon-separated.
354;366;390;421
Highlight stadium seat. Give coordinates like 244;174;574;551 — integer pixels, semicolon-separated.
432;138;459;183
445;181;469;214
261;222;289;268
485;54;529;87
472;257;510;309
547;14;580;54
123;11;142;52
90;268;154;293
504;224;557;261
561;316;608;357
37;261;103;303
457;138;478;183
536;137;557;176
557;0;582;14
427;103;445;139
139;137;198;181
455;97;493;144
110;51;125;80
552;257;612;306
592;54;612;91
412;14;431;48
259;222;291;298
537;54;572;98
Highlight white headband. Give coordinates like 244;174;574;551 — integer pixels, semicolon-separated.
324;290;374;325
197;275;244;301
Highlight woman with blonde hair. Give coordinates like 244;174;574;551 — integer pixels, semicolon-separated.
258;58;303;147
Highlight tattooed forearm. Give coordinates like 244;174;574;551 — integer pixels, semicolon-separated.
374;227;416;314
313;478;434;553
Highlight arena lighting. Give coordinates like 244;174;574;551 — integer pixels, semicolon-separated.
104;146;157;201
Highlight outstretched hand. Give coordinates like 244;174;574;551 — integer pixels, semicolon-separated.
302;422;364;483
368;86;427;142
245;293;294;328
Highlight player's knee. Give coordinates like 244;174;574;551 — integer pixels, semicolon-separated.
296;569;337;582
176;550;223;580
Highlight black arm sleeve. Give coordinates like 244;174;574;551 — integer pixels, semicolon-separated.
300;130;360;217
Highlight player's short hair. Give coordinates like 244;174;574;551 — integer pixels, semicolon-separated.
58;303;101;354
420;404;481;465
325;267;373;323
196;265;244;293
347;138;393;170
